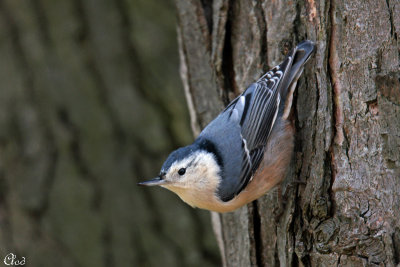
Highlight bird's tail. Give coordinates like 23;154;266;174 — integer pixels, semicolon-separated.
277;40;315;118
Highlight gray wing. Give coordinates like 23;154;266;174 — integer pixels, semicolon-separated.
201;41;315;202
223;64;286;200
200;64;286;202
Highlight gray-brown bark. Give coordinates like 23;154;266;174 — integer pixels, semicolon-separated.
0;0;220;266
176;0;400;266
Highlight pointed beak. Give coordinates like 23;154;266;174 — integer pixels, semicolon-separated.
137;176;168;186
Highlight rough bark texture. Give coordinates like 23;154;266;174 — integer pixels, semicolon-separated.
0;0;220;266
176;0;400;266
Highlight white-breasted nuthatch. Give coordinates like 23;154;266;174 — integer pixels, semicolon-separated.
139;41;315;212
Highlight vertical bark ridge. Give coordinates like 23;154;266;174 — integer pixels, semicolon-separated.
328;0;344;147
177;25;202;136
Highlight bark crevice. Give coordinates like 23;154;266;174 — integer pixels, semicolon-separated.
249;202;263;267
221;1;237;101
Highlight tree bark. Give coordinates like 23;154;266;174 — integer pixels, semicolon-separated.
175;0;400;266
0;0;220;266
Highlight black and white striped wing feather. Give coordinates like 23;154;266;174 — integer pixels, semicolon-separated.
225;58;292;199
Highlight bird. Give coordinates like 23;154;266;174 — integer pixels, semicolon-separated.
139;41;315;213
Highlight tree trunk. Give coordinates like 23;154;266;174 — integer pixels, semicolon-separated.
0;0;220;266
175;0;400;266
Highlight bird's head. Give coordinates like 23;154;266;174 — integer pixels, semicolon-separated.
138;145;222;200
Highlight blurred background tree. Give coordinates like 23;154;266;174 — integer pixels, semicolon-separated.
0;0;220;266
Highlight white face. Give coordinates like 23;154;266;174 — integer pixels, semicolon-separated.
162;151;222;192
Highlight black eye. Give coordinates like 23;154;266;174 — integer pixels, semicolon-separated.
178;168;186;176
